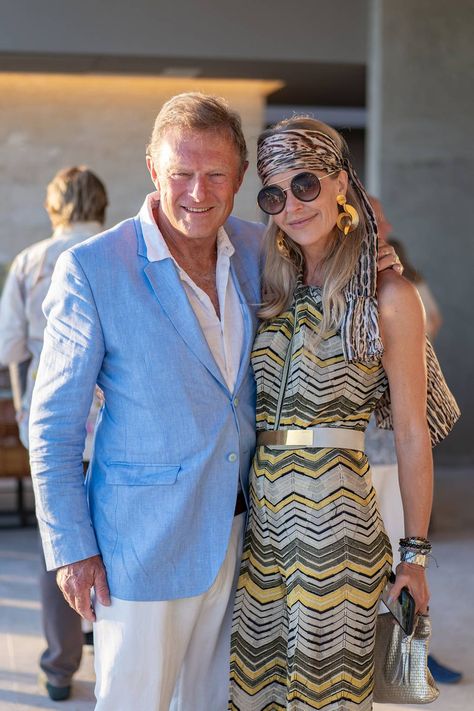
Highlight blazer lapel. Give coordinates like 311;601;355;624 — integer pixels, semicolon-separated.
230;250;259;392
144;259;227;389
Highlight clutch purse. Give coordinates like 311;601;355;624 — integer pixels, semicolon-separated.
374;612;439;704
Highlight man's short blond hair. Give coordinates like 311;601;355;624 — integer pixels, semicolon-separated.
147;93;248;172
45;166;108;227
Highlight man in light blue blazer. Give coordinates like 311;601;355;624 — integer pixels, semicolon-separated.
29;93;264;710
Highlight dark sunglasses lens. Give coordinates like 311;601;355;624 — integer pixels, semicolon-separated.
257;185;286;214
291;172;321;202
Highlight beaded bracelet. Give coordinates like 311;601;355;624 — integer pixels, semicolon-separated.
399;536;431;547
400;546;431;556
399;537;432;553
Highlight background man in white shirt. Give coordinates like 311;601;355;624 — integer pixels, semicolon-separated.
0;166;108;701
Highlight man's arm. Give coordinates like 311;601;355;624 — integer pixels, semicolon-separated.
0;255;30;365
30;249;104;566
29;249;110;616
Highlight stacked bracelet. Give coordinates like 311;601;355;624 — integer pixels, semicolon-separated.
399;536;432;551
399;550;429;567
399;536;432;568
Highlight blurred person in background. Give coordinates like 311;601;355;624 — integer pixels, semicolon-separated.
387;237;442;341
367;195;462;685
0;166;108;701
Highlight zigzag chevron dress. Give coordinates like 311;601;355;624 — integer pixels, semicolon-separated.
229;282;392;710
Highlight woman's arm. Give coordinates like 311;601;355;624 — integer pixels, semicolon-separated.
378;270;432;613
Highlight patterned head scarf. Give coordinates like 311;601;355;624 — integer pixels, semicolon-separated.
257;127;383;363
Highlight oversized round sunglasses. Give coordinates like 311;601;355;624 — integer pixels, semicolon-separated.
257;170;337;215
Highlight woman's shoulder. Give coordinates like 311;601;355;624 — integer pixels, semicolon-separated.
377;270;425;325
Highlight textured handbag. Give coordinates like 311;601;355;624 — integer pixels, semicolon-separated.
374;612;439;704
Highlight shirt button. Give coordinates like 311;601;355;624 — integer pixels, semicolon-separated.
228;452;237;463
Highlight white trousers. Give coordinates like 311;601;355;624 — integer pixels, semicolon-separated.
372;464;404;615
93;513;245;711
371;464;405;550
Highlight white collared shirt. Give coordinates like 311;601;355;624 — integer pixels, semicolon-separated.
0;221;103;449
139;193;244;392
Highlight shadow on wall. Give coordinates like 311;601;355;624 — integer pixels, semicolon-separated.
432;466;474;535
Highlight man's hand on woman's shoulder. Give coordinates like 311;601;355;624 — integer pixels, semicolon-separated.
377;241;403;274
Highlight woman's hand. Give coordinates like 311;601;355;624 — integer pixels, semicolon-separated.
390;561;430;615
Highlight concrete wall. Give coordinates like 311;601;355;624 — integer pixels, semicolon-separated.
0;74;279;262
367;0;474;464
1;0;472;465
0;0;367;65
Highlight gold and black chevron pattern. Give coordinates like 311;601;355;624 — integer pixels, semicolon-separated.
229;285;392;710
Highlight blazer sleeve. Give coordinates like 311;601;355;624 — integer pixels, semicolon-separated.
0;255;30;365
29;249;105;569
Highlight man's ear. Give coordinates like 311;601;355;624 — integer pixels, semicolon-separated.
236;160;249;192
146;155;160;196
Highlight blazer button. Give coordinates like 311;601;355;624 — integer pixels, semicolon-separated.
234;397;239;407
228;452;238;463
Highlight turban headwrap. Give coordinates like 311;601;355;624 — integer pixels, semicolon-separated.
257;128;383;363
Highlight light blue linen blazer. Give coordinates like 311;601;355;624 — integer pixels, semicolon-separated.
29;213;264;601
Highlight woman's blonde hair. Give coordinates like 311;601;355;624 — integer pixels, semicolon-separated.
45;166;108;228
258;117;369;344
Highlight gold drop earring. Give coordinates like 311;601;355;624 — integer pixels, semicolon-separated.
336;194;359;235
276;232;291;258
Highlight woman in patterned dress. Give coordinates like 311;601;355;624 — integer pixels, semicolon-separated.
229;118;433;710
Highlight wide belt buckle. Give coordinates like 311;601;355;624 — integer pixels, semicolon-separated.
257;427;365;451
285;430;314;446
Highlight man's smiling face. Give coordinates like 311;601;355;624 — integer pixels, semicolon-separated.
147;128;245;244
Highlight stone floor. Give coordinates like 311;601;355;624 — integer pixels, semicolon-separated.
0;525;95;709
0;467;473;710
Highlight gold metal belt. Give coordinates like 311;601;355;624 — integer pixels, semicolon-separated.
257;427;365;451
